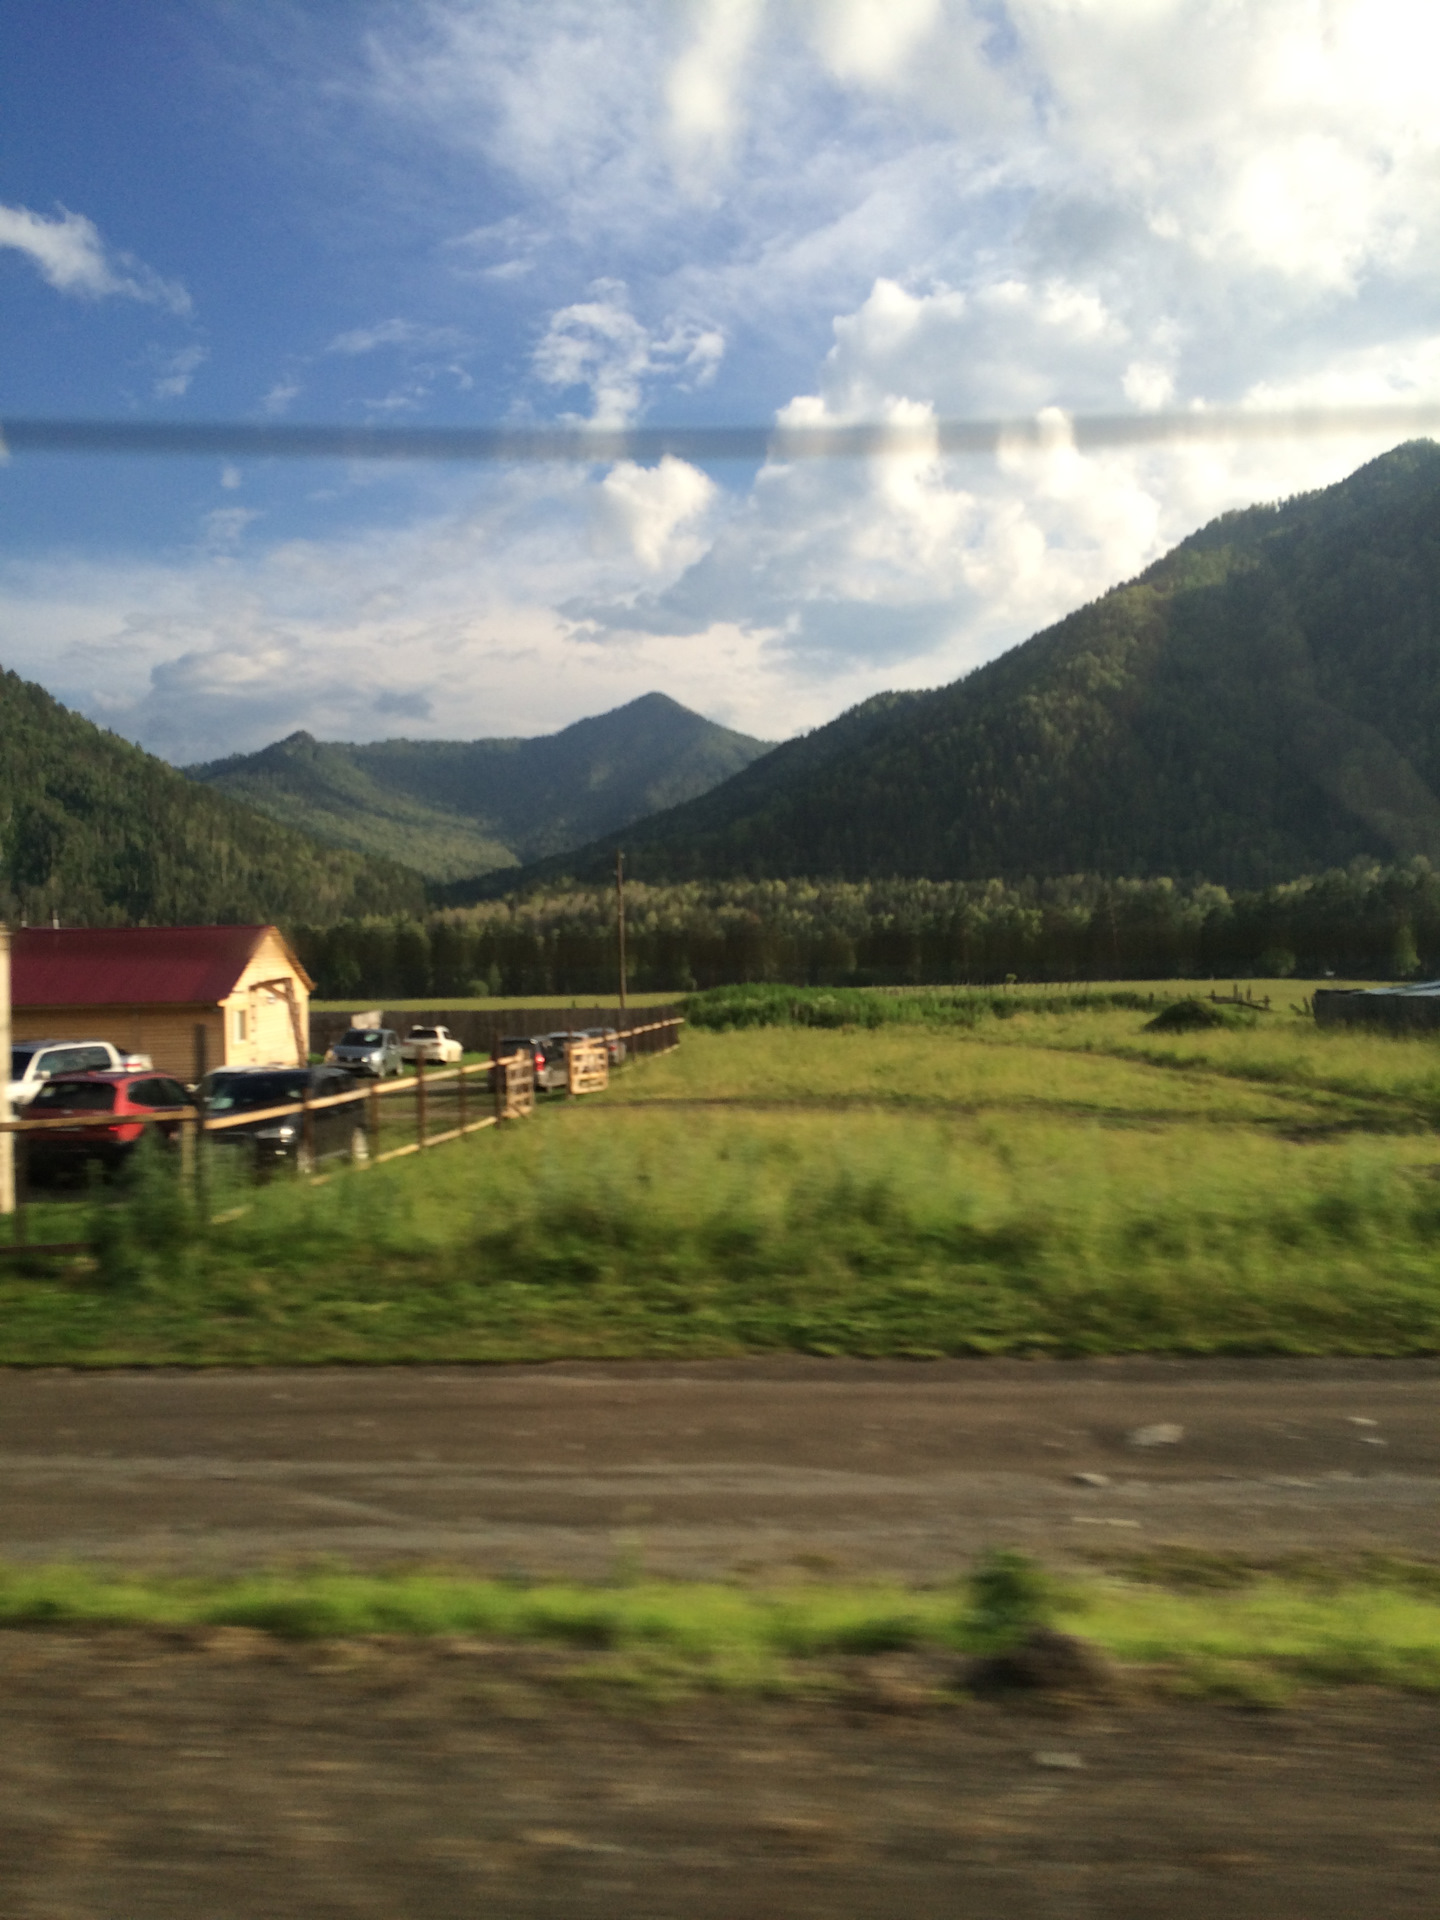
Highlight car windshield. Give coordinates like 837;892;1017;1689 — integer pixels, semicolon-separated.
409;1027;438;1039
340;1030;383;1047
203;1073;309;1113
10;1047;40;1079
29;1081;115;1112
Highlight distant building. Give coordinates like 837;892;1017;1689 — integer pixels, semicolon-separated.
10;925;313;1081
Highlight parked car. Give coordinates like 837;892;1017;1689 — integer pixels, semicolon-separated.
579;1025;627;1066
8;1038;152;1109
324;1027;404;1078
199;1065;369;1174
23;1070;192;1180
400;1025;464;1066
537;1033;582;1092
491;1035;566;1093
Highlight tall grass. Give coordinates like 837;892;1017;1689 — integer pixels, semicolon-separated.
5;1014;1440;1363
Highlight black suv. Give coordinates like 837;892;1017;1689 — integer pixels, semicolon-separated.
198;1066;369;1173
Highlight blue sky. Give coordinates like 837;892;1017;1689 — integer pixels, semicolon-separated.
4;1;1440;762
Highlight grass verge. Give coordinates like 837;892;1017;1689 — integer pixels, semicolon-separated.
4;1558;1439;1702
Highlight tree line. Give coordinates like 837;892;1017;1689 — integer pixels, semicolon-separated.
291;861;1440;999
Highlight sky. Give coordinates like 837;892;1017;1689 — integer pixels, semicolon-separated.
4;0;1440;765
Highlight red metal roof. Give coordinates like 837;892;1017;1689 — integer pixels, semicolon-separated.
11;925;312;1009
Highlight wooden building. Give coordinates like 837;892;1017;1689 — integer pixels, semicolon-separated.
11;925;313;1081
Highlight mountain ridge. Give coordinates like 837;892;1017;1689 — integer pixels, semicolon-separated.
0;667;426;926
469;441;1440;896
189;692;775;881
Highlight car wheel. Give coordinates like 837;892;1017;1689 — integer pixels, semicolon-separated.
350;1125;370;1166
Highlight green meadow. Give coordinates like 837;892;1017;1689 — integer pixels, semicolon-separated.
3;988;1440;1364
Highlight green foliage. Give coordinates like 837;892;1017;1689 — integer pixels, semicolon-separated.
507;441;1440;892
192;693;773;882
964;1551;1054;1651
0;665;425;926
293;859;1440;998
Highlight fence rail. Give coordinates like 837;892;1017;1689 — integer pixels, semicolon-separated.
0;1019;683;1253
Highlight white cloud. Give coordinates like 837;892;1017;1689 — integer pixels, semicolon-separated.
326;317;466;355
0;201;190;312
153;343;208;399
262;380;302;416
597;456;716;572
534;282;724;424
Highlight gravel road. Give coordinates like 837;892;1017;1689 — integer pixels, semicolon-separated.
3;1356;1438;1575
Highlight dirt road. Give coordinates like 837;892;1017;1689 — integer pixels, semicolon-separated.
5;1359;1440;1917
4;1629;1439;1920
3;1356;1438;1575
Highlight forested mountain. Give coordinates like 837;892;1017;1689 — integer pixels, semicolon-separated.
481;442;1440;894
190;692;774;881
0;667;425;926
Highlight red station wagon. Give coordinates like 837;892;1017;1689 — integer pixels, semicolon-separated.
23;1070;193;1179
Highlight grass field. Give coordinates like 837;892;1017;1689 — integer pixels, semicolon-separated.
2;1554;1438;1701
4;993;1440;1364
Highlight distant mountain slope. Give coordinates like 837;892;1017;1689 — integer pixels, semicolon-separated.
0;668;425;926
487;441;1440;893
190;692;774;882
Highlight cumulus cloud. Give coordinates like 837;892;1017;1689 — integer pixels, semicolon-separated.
0;201;191;312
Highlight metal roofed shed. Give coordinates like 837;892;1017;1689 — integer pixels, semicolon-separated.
11;925;314;1081
1313;981;1440;1032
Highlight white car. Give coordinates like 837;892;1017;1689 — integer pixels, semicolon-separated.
8;1038;151;1109
399;1025;464;1066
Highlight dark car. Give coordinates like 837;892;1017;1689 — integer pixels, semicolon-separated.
23;1070;193;1181
199;1066;369;1174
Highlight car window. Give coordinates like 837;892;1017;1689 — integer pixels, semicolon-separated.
203;1073;309;1113
10;1047;40;1080
340;1030;383;1046
76;1045;113;1071
37;1050;72;1077
130;1077;189;1109
410;1027;438;1039
29;1080;115;1112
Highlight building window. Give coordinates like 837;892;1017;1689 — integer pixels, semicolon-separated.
234;1008;247;1043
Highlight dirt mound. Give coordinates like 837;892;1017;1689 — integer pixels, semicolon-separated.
1144;997;1233;1033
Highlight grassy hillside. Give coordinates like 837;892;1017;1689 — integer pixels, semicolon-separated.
0;666;425;925
500;442;1440;891
191;692;774;881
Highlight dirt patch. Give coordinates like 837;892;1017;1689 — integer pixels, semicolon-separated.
1;1627;1437;1917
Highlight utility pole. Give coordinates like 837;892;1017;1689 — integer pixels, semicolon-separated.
0;926;13;1215
616;850;628;1015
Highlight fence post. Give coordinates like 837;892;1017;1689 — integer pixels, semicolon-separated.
12;1120;27;1246
416;1054;428;1149
457;1055;467;1131
368;1079;381;1158
301;1085;315;1174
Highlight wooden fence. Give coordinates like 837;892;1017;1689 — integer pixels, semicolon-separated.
0;1017;683;1253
